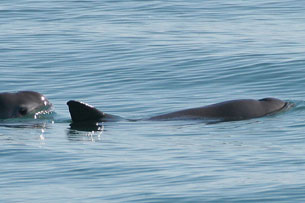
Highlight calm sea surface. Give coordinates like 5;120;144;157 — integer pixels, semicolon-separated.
1;0;305;202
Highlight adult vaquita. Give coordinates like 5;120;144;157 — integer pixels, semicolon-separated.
67;98;289;124
0;91;52;119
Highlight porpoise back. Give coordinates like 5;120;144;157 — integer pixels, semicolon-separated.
67;98;288;123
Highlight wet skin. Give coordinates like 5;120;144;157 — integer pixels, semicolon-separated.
0;91;52;119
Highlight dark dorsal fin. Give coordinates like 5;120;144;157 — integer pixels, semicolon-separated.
67;100;107;123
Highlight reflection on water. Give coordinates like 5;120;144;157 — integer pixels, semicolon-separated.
0;120;49;142
67;122;104;142
0;121;49;129
69;122;104;132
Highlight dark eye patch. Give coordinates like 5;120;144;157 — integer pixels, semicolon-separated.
18;106;28;116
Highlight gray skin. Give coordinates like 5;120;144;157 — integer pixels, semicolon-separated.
0;91;52;119
67;98;288;123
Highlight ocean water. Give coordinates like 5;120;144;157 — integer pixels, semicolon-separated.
1;0;305;202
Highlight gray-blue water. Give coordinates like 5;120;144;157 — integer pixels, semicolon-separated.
1;0;305;202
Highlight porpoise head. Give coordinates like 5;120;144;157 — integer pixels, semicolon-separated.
258;97;287;115
0;91;52;119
